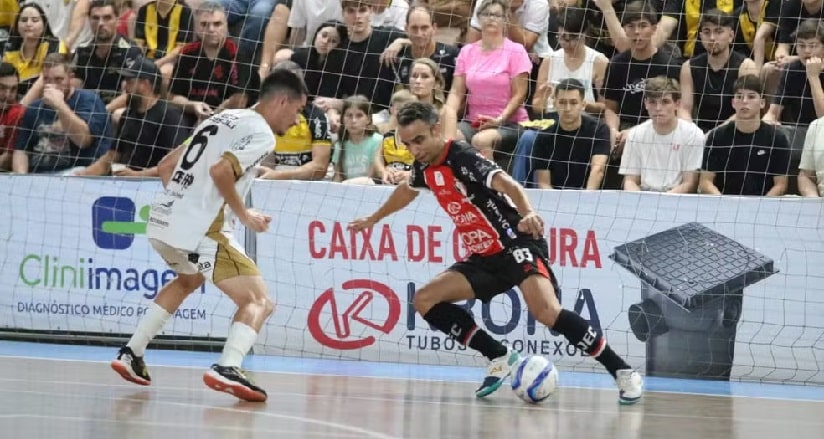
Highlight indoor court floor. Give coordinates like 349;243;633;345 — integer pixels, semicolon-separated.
1;341;823;439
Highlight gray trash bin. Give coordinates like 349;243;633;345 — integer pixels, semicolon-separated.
610;222;777;380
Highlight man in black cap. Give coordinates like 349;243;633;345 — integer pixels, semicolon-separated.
75;57;190;177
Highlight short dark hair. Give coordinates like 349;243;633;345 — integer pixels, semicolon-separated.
621;1;658;26
259;69;308;100
699;9;736;30
558;7;586;34
0;62;18;79
397;101;440;127
793;19;824;44
554;78;586;98
732;74;763;96
88;0;118;15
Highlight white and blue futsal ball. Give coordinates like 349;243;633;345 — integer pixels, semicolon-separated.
511;355;559;403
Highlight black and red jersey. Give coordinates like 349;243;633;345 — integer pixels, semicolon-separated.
409;140;529;256
170;39;241;109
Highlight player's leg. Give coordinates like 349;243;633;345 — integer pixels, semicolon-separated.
413;261;520;398
111;239;205;385
200;233;273;402
514;243;643;404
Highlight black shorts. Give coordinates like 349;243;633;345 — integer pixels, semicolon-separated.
449;238;558;303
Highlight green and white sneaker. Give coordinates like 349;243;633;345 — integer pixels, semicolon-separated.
475;348;521;398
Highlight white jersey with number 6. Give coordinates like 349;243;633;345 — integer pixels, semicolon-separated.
147;109;275;251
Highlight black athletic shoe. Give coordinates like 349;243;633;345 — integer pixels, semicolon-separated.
111;346;151;386
203;364;268;402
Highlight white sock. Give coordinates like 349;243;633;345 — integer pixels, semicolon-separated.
217;322;258;368
126;302;172;357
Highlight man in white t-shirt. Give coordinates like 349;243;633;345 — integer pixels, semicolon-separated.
110;69;308;403
371;0;408;30
286;0;342;47
619;76;705;193
798;115;824;197
466;0;550;58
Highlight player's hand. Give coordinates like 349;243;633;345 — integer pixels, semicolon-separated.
241;208;272;233
348;216;377;232
518;211;545;239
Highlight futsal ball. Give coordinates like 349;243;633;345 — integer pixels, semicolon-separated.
511;355;559;403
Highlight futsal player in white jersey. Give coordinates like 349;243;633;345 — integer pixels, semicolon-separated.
110;68;308;403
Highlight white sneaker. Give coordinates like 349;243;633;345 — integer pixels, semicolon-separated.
475;348;521;398
616;369;643;405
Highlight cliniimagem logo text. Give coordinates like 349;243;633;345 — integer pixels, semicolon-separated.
18;196;205;300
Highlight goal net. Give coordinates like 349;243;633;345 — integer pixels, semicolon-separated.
1;0;824;388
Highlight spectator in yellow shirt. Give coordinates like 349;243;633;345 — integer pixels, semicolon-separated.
2;3;66;96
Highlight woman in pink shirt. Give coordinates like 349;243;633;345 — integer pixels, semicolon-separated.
445;0;532;159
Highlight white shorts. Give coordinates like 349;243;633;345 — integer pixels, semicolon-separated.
149;232;259;284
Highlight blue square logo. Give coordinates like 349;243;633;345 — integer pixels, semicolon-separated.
92;197;141;250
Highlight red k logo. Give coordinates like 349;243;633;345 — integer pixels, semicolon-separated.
307;279;401;350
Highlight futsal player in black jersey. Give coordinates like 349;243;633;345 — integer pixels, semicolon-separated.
348;102;644;404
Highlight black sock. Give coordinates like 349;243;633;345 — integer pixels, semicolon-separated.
422;302;507;360
593;346;630;379
552;309;630;378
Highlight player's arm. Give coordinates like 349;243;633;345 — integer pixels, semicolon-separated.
488;172;533;215
489;171;544;238
210;154;257;221
157;144;186;187
349;181;419;231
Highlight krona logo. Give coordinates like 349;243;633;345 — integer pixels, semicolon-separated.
307;279;401;350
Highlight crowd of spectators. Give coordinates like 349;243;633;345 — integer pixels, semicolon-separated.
0;0;822;197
